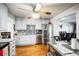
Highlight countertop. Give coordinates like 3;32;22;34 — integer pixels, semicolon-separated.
62;44;79;55
0;39;14;42
0;42;9;50
0;39;14;50
48;41;79;56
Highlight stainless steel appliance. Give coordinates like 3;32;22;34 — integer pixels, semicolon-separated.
36;30;42;44
48;22;54;44
0;32;11;39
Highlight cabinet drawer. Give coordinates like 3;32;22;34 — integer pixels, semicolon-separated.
3;46;8;56
10;48;15;54
10;44;15;50
10;40;15;45
9;40;15;56
10;49;15;56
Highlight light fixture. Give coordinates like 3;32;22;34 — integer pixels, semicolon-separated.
33;3;42;13
32;3;41;19
32;13;40;19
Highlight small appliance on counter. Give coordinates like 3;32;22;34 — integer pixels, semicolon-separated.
75;39;79;50
36;30;42;34
0;32;11;39
71;38;77;50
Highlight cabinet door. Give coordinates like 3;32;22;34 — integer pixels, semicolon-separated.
3;46;8;56
0;4;8;31
36;24;42;29
9;40;15;56
15;18;26;30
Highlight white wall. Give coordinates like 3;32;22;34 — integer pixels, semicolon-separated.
51;4;78;36
15;17;49;29
8;13;15;24
26;18;49;29
8;13;15;39
76;4;79;39
0;4;8;31
25;18;49;25
0;4;15;39
53;20;74;36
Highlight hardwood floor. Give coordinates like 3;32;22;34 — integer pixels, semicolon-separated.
16;44;48;56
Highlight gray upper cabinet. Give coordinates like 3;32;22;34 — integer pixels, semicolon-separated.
15;17;26;30
0;4;9;31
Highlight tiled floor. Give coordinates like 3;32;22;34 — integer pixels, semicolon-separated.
16;44;48;56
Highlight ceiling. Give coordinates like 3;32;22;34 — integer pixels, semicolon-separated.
58;13;76;23
5;3;77;19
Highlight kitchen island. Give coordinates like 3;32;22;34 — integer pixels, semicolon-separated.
48;41;79;56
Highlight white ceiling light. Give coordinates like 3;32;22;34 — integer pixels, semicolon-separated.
33;3;42;13
32;13;40;19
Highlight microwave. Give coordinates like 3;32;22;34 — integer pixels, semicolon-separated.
0;32;11;39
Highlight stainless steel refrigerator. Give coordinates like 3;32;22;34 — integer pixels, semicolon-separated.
48;22;55;44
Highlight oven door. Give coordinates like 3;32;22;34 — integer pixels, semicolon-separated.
3;46;9;56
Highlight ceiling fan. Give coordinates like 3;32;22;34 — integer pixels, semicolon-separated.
33;3;42;13
27;3;52;19
32;3;51;19
33;3;51;15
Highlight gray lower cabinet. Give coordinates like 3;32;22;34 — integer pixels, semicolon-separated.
36;34;42;44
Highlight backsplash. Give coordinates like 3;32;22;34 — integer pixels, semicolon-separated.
15;30;36;36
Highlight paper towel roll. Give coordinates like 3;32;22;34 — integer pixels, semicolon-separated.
71;38;77;50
